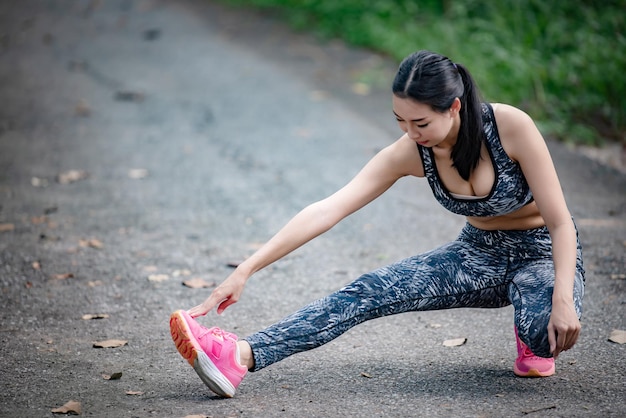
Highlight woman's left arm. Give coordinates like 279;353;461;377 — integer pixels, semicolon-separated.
495;104;581;359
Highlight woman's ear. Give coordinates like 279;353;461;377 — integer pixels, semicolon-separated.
450;97;461;114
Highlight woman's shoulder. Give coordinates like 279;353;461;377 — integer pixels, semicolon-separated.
489;103;538;140
489;103;535;130
488;103;543;160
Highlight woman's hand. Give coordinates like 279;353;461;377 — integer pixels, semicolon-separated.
547;297;581;359
187;271;248;318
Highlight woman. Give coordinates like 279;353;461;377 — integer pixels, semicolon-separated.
169;50;585;398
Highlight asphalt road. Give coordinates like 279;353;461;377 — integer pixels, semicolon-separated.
0;1;624;417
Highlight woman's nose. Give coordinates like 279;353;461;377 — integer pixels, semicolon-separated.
407;126;421;139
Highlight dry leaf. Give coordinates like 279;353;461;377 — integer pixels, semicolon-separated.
128;168;149;179
82;313;109;320
93;339;128;348
87;280;103;287
102;372;122;380
31;215;48;224
32;261;41;270
125;390;144;396
443;337;467;347
25;281;33;289
57;169;88;184
148;274;169;282
172;269;192;277
0;223;15;232
610;273;626;280
428;323;442;329
360;372;372;378
79;238;103;249
75;99;91;117
53;273;74;280
31;177;49;187
51;400;81;415
608;329;626;344
182;278;215;289
351;82;370;96
115;91;144;102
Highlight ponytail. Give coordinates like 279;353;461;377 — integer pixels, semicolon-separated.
451;63;485;180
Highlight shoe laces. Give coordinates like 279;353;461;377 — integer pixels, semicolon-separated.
208;327;237;342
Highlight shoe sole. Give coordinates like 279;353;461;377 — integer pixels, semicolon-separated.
514;364;555;378
169;311;236;397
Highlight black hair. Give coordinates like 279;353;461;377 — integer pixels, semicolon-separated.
392;50;485;180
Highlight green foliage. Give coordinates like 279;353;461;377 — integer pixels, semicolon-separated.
221;0;625;145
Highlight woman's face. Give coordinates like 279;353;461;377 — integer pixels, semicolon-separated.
392;95;460;148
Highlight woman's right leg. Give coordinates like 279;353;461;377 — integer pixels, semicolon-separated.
245;240;511;371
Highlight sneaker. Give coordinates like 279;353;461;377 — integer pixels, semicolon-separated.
514;328;555;377
169;310;247;397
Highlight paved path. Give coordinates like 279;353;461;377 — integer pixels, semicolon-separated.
0;1;624;417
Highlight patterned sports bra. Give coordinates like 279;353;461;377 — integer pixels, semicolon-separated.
417;103;534;217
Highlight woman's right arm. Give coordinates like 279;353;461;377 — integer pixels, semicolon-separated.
188;135;422;316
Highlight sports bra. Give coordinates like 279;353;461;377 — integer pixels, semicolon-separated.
417;103;534;217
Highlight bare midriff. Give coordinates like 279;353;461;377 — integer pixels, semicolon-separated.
467;201;546;231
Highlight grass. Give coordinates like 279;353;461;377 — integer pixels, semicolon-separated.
218;0;625;146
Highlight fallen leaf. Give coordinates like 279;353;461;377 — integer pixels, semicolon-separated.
351;82;371;96
115;91;144;102
608;329;626;344
128;168;149;179
0;223;15;232
31;215;48;224
443;337;467;347
360;372;372;378
125;390;144;396
102;372;123;380
31;177;49;187
52;273;74;280
79;238;103;249
87;280;103;287
57;169;88;184
172;269;192;277
32;261;41;270
51;400;81;415
75;99;91;117
148;274;169;282
182;278;215;289
143;28;161;41
428;323;442;329
25;281;33;289
610;273;626;280
93;339;128;348
82;314;109;320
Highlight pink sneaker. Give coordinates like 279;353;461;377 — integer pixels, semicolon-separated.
170;310;247;397
514;328;555;377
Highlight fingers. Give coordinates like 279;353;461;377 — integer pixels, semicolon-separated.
187;282;242;317
548;325;558;357
549;324;581;359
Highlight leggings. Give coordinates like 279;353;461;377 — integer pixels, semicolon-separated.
245;222;585;371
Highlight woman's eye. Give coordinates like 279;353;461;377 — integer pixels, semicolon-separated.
417;123;429;128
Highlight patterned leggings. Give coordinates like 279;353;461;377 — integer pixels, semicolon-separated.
244;222;585;371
